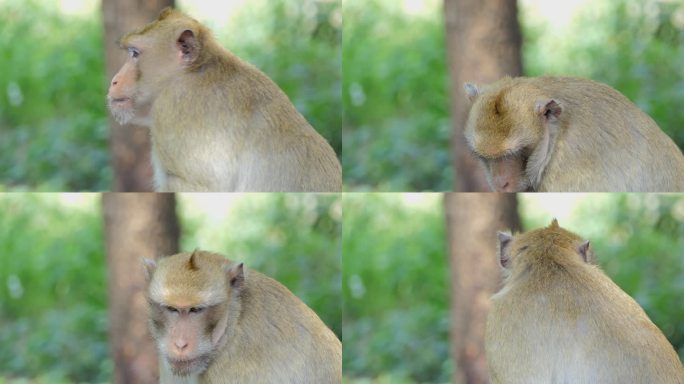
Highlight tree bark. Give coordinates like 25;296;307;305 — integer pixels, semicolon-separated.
444;0;523;192
444;193;521;384
102;0;174;191
103;193;180;384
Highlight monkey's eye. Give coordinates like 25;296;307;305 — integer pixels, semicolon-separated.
189;307;204;314
128;47;141;59
163;306;179;313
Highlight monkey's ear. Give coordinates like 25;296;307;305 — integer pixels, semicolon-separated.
497;231;513;269
226;262;245;289
464;83;480;102
143;258;157;282
577;240;593;263
177;29;200;66
534;99;562;122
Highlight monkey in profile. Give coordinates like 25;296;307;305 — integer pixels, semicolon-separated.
486;219;684;383
144;250;342;384
107;8;341;192
464;76;684;192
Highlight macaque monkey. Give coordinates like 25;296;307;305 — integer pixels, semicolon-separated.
144;250;342;384
464;76;684;192
107;8;341;192
486;219;684;384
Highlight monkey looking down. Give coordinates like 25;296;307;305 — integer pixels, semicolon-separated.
464;76;684;192
107;8;341;192
144;250;342;383
486;219;684;383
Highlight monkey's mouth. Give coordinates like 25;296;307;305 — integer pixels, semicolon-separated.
109;97;131;106
167;356;208;376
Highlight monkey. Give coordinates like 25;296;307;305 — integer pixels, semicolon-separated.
107;8;341;192
486;219;684;384
143;250;342;384
463;76;684;192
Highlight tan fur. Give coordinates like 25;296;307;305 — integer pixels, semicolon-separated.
487;220;684;384
464;76;684;192
144;250;342;384
107;8;341;192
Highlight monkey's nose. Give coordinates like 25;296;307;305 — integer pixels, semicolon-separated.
174;339;188;351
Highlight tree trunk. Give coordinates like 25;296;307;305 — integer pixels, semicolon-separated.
102;0;174;191
444;193;521;384
103;193;180;384
444;0;523;192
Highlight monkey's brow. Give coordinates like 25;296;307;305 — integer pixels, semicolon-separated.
471;149;518;161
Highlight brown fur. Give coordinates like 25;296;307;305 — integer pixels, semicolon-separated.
144;250;342;384
464;76;684;192
108;8;341;192
487;220;684;383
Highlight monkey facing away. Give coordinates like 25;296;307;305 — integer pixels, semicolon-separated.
486;219;684;384
464;76;684;192
107;8;341;192
144;250;342;384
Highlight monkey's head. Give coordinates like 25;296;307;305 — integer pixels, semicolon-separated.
496;219;593;278
107;8;210;126
144;250;245;377
464;77;563;192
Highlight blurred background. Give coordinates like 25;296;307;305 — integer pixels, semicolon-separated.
343;193;684;383
343;0;684;191
0;193;341;383
0;0;341;191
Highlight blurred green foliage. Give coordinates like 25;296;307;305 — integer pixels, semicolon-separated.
0;195;110;382
0;0;341;191
343;0;451;191
343;194;451;383
0;193;341;382
0;1;110;191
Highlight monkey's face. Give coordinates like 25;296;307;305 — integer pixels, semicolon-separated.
148;300;228;377
107;41;153;126
144;252;245;377
107;20;187;126
464;81;542;192
481;154;533;192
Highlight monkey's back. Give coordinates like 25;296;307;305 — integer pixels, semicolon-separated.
202;267;342;384
524;77;684;191
486;261;684;383
152;47;341;192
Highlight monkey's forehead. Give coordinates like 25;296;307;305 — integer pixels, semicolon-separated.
148;274;228;307
121;13;199;45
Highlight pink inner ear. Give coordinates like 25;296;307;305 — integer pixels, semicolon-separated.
534;99;562;120
534;100;550;115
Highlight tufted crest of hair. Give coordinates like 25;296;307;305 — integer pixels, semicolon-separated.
187;249;200;271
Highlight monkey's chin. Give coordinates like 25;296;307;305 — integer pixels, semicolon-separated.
167;356;209;377
107;97;136;125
